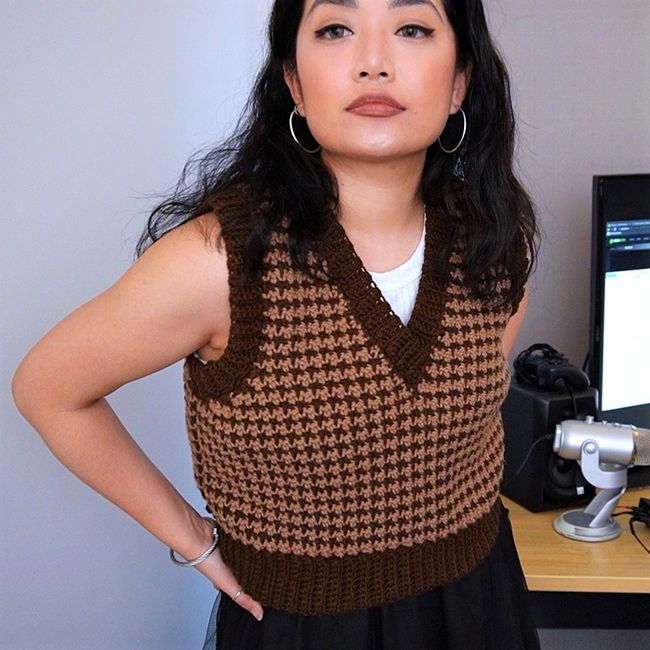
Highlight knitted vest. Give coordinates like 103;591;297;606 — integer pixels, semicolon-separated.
183;188;517;616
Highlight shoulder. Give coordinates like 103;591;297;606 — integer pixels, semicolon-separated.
113;210;232;351
143;180;256;282
140;211;228;294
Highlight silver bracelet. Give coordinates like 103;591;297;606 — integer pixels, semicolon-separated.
169;517;219;567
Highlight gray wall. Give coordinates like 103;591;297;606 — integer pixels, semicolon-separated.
2;2;270;649
488;1;650;365
2;1;649;649
489;2;650;646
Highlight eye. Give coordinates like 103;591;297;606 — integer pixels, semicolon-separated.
398;24;435;38
314;24;352;40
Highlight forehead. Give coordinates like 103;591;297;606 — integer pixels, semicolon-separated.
305;0;444;20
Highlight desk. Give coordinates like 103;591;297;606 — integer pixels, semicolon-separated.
500;487;650;628
501;487;650;593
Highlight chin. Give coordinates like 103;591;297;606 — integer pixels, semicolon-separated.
320;124;434;154
324;141;429;161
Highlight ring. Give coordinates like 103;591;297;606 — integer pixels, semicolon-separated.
233;589;243;601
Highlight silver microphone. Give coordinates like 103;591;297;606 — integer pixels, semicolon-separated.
554;416;650;467
551;416;650;541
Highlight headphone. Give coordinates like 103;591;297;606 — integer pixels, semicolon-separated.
514;343;590;391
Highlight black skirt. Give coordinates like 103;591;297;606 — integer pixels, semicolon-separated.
202;499;541;649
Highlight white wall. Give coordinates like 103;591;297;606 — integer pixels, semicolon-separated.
2;1;649;649
2;2;270;649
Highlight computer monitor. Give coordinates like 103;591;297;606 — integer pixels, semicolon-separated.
589;174;650;430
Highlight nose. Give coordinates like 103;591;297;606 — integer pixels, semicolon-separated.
354;33;394;81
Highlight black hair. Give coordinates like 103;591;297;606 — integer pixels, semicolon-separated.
135;0;538;310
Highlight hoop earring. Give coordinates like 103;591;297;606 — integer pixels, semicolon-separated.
289;106;321;154
438;107;467;154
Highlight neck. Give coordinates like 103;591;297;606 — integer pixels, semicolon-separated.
321;151;426;240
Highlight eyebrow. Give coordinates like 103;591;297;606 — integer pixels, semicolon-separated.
306;0;443;22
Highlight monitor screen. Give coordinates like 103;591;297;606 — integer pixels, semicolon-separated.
589;174;650;427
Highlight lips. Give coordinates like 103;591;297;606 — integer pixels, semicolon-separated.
346;94;405;112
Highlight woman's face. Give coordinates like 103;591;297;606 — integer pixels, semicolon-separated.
284;0;469;163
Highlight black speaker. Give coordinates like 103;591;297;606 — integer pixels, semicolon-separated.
500;381;599;512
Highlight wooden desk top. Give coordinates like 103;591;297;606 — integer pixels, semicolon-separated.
500;487;650;593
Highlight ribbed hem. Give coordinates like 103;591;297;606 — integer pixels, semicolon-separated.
218;498;502;616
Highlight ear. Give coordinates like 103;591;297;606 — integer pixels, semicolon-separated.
450;60;472;114
283;64;304;113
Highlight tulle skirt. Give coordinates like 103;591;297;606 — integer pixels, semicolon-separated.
202;498;541;649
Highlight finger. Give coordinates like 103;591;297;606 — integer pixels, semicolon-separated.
230;587;264;621
192;549;265;621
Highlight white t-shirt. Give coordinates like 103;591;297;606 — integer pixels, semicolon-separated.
368;216;425;326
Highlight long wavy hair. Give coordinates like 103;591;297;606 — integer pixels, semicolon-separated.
135;0;538;310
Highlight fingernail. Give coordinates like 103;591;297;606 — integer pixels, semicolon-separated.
255;609;264;621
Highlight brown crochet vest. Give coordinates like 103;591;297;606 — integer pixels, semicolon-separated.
183;188;516;615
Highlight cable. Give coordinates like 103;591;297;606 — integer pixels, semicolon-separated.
548;375;580;417
559;377;578;418
500;434;554;491
612;499;650;554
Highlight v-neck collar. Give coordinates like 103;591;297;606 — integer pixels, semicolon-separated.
322;201;455;389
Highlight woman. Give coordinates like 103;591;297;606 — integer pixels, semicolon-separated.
12;0;540;647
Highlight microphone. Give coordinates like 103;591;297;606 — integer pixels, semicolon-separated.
554;417;650;467
551;417;650;541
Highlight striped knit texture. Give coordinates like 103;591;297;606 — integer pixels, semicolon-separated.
183;188;516;615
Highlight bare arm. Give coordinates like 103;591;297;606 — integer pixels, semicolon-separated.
502;286;529;358
11;214;264;621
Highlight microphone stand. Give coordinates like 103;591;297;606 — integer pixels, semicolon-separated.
553;418;629;541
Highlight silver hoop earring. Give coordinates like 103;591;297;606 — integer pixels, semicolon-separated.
438;107;467;154
289;106;321;154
